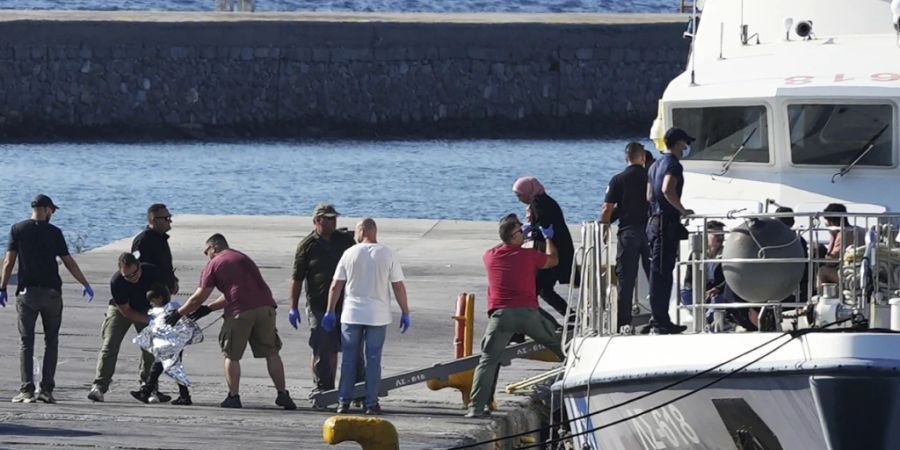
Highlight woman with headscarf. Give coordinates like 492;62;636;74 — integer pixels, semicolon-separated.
513;177;575;325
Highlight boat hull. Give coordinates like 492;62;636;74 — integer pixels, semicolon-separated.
562;372;900;450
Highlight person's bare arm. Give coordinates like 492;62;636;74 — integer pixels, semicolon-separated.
207;295;226;311
542;238;559;269
1;251;16;291
662;174;692;216
600;203;615;224
391;281;410;315
60;255;90;287
116;303;149;324
176;286;215;316
289;279;302;310
326;280;346;313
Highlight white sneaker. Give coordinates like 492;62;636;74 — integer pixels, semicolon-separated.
87;385;104;402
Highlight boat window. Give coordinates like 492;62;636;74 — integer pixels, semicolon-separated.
789;104;893;166
671;106;769;163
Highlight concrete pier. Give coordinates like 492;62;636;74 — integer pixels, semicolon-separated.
0;215;575;449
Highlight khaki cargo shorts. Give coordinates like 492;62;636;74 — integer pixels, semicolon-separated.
219;306;282;360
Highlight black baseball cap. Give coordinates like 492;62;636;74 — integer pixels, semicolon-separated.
664;127;696;147
31;194;59;211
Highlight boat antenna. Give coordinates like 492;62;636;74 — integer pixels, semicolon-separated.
690;0;698;85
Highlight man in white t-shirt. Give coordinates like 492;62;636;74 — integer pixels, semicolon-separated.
323;218;410;415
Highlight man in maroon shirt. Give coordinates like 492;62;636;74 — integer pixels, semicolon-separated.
169;233;296;410
467;214;565;418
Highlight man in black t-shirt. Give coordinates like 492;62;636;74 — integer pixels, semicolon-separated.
87;252;166;403
0;194;94;404
132;203;178;294
601;142;650;331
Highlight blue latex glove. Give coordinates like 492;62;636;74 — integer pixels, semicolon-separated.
521;223;533;236
321;311;336;332
288;308;301;329
540;224;555;240
0;290;7;308
82;285;94;302
399;313;411;334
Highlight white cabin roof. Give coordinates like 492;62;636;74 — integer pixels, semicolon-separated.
665;0;900;102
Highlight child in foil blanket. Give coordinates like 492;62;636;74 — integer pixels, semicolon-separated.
132;284;204;405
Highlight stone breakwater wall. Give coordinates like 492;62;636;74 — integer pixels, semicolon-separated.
0;14;690;139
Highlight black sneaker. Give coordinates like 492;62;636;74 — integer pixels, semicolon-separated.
37;391;56;404
275;390;297;410
336;402;350;414
653;323;687;335
130;389;151;404
364;403;382;415
220;394;242;408
154;391;172;403
352;398;364;408
172;396;193;406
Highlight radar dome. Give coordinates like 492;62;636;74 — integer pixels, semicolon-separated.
722;218;804;302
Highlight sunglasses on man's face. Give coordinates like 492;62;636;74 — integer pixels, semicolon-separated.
154;215;172;222
203;245;214;256
122;266;141;280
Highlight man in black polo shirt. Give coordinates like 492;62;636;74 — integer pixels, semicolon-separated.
289;203;362;398
601;142;650;332
0;194;94;404
87;252;167;403
132;203;178;294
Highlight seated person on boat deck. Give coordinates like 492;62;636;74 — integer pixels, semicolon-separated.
679;221;757;330
817;203;866;291
679;221;726;318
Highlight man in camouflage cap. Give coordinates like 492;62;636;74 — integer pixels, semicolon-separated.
288;203;361;399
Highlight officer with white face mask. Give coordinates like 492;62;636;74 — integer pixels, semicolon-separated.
645;128;695;334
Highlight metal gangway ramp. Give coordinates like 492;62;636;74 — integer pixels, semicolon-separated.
309;338;556;408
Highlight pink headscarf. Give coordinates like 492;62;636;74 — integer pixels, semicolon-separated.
512;176;545;204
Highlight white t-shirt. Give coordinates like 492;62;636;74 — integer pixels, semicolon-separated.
334;242;405;326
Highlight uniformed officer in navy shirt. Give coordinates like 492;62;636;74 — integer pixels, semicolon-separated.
601;142;650;332
646;128;695;334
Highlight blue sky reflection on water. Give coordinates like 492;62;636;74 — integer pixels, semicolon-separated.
0;139;640;250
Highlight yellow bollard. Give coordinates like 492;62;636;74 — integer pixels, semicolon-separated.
426;369;474;408
323;416;399;450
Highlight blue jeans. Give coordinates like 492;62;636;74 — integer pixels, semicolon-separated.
339;324;386;407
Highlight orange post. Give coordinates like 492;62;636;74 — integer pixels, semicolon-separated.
427;292;477;408
464;293;475;357
452;293;467;358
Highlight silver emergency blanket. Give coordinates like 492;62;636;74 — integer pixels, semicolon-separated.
133;302;203;386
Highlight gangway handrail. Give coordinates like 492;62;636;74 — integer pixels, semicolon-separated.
573;211;899;337
309;337;559;408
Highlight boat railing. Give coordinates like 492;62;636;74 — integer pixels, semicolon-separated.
568;211;900;337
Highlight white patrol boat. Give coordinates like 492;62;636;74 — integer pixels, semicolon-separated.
556;0;900;449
